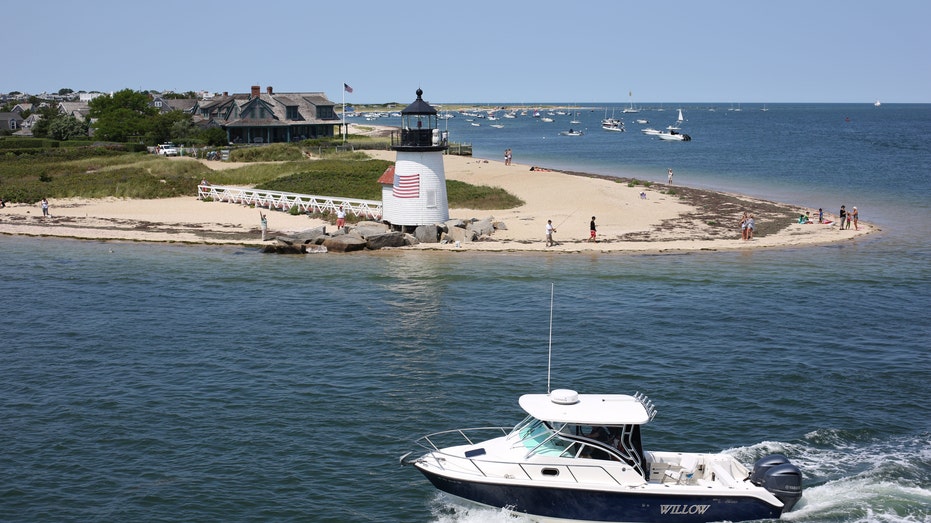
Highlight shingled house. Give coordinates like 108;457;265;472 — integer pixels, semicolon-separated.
196;85;341;144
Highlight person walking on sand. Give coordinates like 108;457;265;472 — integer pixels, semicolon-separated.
851;206;859;230
667;168;674;185
589;216;597;242
545;219;556;247
740;211;749;240
259;211;268;241
746;214;755;240
41;198;49;217
838;205;846;230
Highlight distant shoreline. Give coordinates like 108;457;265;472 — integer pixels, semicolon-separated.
0;149;876;253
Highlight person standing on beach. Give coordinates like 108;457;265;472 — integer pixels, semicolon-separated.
589;216;597;242
667;168;674;185
746;214;755;240
336;205;346;229
41;198;49;217
259;211;268;241
545;219;556;247
740;211;749;240
818;208;824;223
851;206;859;230
838;205;847;230
504;148;512;166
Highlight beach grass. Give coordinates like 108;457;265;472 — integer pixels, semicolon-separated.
0;144;523;210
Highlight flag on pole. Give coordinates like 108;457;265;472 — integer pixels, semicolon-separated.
393;173;420;198
344;83;353;93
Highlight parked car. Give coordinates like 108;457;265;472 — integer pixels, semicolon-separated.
157;143;179;156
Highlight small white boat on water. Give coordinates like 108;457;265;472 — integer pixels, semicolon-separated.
656;109;691;141
403;388;803;522
560;129;584;136
602;121;625;132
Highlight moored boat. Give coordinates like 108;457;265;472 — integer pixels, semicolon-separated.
402;388;803;523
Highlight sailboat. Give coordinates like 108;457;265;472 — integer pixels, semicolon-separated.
622;91;639;113
874;99;882;107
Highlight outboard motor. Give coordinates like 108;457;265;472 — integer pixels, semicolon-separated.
750;454;803;512
750;454;790;484
762;463;803;511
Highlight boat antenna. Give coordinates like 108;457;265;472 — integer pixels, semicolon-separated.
547;282;554;394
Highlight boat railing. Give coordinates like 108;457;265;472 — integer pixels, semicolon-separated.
415;427;512;453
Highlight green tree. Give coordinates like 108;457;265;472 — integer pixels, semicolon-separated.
48;114;88;140
147;110;195;144
30;106;64;138
88;89;157;142
200;127;229;146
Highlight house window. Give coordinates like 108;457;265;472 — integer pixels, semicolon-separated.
155;101;162;108
286;106;298;119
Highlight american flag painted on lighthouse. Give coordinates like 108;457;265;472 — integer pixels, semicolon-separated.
393;173;420;198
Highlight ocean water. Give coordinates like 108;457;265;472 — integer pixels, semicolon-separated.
2;104;930;522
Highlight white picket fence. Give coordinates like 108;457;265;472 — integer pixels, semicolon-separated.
198;185;382;220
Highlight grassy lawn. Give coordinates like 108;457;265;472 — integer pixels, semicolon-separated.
0;142;522;209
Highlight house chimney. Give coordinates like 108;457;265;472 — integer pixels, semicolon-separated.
251;85;260;98
267;86;273;95
223;92;228;97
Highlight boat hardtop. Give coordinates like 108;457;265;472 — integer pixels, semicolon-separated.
519;389;652;425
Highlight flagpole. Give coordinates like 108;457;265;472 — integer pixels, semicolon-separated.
341;83;346;143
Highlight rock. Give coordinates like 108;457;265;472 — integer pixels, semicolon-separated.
444;218;466;230
294;226;328;244
413;224;441;243
444;226;477;243
262;239;306;254
468;218;496;236
322;235;367;252
365;232;409;250
354;223;390;238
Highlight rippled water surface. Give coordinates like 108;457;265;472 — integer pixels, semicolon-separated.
2;104;929;522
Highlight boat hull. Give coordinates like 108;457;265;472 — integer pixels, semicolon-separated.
417;467;783;523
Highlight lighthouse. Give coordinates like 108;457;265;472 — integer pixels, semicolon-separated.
380;88;449;230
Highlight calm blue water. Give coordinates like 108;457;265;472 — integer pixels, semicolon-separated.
2;104;930;522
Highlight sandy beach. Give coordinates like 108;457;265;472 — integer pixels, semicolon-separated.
0;148;875;253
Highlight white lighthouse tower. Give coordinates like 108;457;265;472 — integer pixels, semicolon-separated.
381;88;449;230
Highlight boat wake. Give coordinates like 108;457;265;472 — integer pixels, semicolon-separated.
725;431;931;523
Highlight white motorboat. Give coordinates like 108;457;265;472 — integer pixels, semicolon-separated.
656;109;691;141
657;130;691;141
403;388;803;523
602;121;625;132
640;127;662;136
560;129;584;136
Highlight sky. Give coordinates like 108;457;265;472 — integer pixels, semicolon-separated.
7;0;930;104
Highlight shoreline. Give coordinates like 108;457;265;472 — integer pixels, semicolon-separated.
0;149;876;253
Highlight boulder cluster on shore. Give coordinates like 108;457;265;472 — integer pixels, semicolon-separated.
263;217;506;254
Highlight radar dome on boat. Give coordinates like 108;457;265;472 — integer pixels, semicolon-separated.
549;389;579;405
